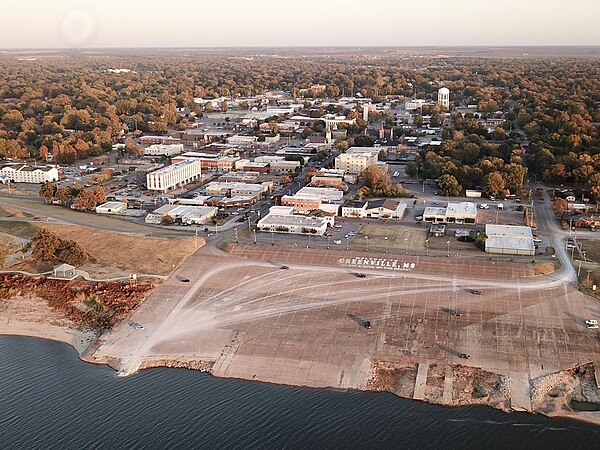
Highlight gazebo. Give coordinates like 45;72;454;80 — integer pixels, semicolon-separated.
52;263;77;280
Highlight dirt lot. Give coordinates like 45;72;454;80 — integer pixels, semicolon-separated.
350;223;481;255
350;224;428;252
36;223;201;276
576;239;600;264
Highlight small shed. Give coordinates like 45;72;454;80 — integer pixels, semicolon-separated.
52;263;77;280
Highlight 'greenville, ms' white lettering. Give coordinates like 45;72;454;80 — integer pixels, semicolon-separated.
338;257;416;271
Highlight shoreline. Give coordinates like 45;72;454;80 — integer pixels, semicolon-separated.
2;328;599;427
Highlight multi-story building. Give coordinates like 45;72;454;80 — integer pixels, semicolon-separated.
0;164;59;183
334;147;380;174
139;135;181;145
281;195;322;214
146;159;202;193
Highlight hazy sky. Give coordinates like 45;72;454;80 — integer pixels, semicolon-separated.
2;0;599;48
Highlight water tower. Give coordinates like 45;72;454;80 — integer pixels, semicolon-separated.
438;87;450;109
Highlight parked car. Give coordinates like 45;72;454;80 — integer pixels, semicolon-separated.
280;265;289;270
363;320;371;329
449;310;464;317
585;319;598;329
470;290;483;295
355;273;366;278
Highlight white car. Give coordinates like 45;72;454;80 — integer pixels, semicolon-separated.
585;319;598;329
479;203;489;209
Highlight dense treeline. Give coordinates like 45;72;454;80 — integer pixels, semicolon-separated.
0;52;598;191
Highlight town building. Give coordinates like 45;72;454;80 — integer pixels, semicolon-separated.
95;201;128;215
257;206;328;236
172;153;240;173
295;186;344;203
225;135;259;147
281;195;322;214
341;199;406;219
342;201;368;218
0;164;59;184
143;143;184;157
219;171;261;184
145;204;217;225
484;224;535;256
423;202;477;224
204;181;267;199
335;147;380;174
146;159;202;193
364;199;407;219
139;135;181;145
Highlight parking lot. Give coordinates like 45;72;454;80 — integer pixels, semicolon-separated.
96;244;600;397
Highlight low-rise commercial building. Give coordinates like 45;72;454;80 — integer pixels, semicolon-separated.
295;186;344;203
95;201;128;215
0;164;59;183
226;135;258;147
257;206;328;236
423;202;477;224
219;171;260;183
364;199;407;219
146;159;202;193
484;224;535;256
143;143;184;157
342;201;368;218
205;181;266;199
145;204;218;225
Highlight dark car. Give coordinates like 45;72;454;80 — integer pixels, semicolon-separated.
459;353;470;359
280;265;289;270
363;320;371;329
177;276;190;283
449;310;464;317
356;273;366;278
470;290;483;295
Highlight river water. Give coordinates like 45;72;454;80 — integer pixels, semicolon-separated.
1;336;598;449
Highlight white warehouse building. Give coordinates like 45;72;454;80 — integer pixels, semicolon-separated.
484;224;535;256
257;206;328;236
146;159;202;193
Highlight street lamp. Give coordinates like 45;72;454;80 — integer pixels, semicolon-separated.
346;235;349;251
446;240;450;257
365;235;369;252
253;229;257;244
404;237;409;255
271;231;275;246
234;228;239;243
425;239;429;256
